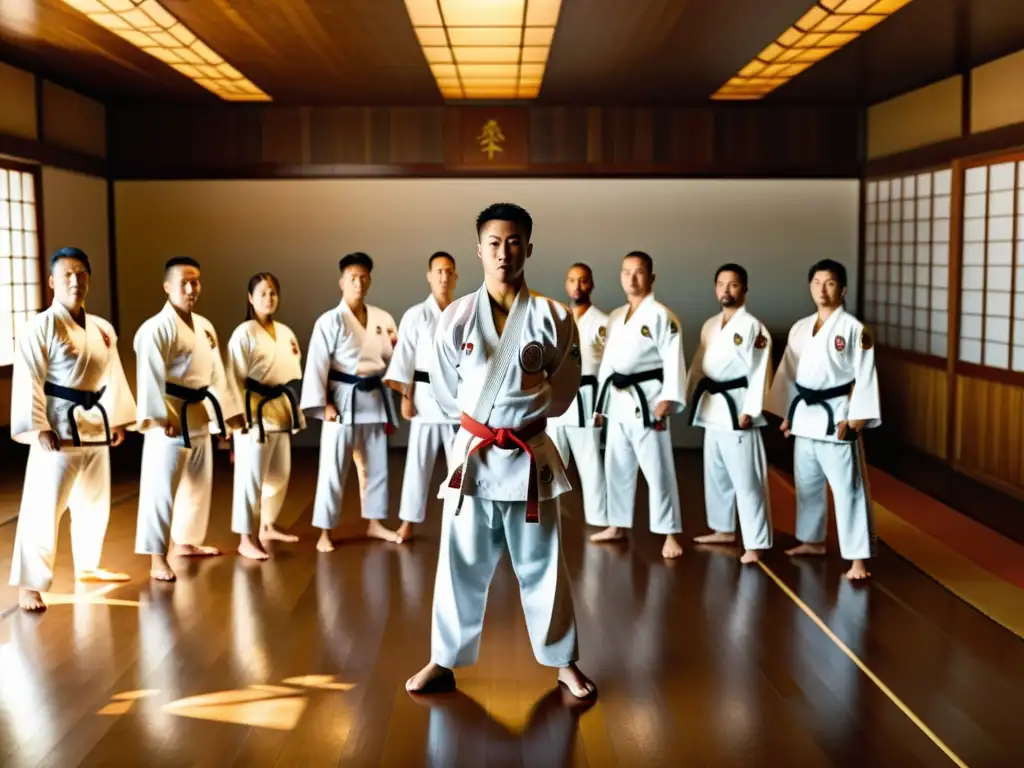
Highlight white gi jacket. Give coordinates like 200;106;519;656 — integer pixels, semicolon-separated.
767;307;881;442
133;302;242;438
11;300;136;445
431;282;581;502
547;305;608;429
227;320;306;438
686;306;773;432
383;294;456;424
596;293;687;425
299;300;397;425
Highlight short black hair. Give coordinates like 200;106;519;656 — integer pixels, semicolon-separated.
624;250;653;274
808;258;847;289
164;256;200;278
476;202;533;242
715;263;748;289
339;252;373;274
428;251;455;269
569;262;593;280
50;246;91;275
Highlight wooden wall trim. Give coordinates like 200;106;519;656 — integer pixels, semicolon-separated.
865;121;1024;177
0;130;106;177
955;361;1024;387
946;158;965;462
877;346;948;370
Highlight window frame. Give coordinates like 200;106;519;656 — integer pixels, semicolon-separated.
0;158;46;377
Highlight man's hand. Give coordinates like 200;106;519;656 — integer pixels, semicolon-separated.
164;422;180;438
324;404;339;423
593;414;605;428
401;396;416;421
836;419;865;441
779;419;791;438
654;401;673;421
38;430;60;452
738;413;753;430
225;414;246;433
110;427;126;447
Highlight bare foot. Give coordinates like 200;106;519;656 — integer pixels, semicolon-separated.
238;535;270;561
662;534;683;559
316;530;336;553
19;589;46;612
590;526;627;543
76;568;130;583
557;663;596;699
785;542;827;557
405;662;455;693
260;524;299;543
693;531;736;545
740;549;761;564
174;543;222;557
150;554;177;582
846;559;871;580
367;520;403;544
396;521;414;543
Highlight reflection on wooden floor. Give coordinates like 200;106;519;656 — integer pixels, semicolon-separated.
1;448;1023;766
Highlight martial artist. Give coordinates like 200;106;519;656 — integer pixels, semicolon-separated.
383;251;459;542
301;252;402;551
227;272;306;561
134;256;244;582
405;202;595;700
767;258;880;580
592;251;686;559
8;247;136;612
687;264;774;564
545;263;609;529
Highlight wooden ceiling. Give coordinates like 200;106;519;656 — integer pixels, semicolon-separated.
1;0;1023;107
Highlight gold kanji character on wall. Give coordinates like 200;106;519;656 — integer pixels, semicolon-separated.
477;119;505;161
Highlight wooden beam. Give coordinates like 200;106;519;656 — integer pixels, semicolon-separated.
945;158;965;464
0;131;106;177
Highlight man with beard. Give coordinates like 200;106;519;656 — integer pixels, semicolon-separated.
686;264;774;564
545;263;609;532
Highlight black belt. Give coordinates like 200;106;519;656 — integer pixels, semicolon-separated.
244;378;301;443
165;381;226;449
688;376;748;431
575;374;599;427
327;370;396;428
787;381;855;437
413;370;430;384
43;382;110;446
596;368;664;428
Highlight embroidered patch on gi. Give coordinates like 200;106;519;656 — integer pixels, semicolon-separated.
99;328;111;348
668;320;679;335
375;325;382;335
204;329;216;349
462;342;474;355
754;332;767;349
635;406;642;419
598;326;607;339
291;339;300;356
521;340;544;373
640;325;652;338
834;335;846;352
539;465;553;484
733;333;743;346
860;328;874;350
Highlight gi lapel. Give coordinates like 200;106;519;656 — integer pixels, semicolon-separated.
469;282;531;425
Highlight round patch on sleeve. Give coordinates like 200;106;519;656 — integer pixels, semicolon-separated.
291;339;300;356
860;328;874;350
640;325;652;338
754;332;767;349
520;340;544;373
204;329;217;349
598;326;606;339
668;320;679;335
834;335;846;352
733;333;743;346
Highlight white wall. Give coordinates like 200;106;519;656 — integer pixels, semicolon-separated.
115;178;859;446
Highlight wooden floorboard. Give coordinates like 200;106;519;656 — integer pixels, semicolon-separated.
1;446;1022;766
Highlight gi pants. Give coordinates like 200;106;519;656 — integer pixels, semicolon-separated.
398;421;457;524
605;419;683;534
232;431;292;536
793;436;874;561
702;427;773;550
9;445;110;591
548;424;608;527
312;421;388;530
430;493;578;669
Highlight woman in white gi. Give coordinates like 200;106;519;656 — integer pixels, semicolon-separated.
405;202;595;700
767;259;880;580
227;273;305;561
687;264;774;564
9;247;136;612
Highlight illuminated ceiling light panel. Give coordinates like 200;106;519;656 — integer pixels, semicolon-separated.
712;0;915;100
403;0;562;100
61;0;270;101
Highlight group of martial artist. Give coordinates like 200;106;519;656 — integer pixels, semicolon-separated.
7;201;879;704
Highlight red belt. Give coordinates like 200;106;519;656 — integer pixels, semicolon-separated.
448;413;548;522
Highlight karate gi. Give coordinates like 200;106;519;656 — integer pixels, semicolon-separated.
767;307;881;560
134;303;242;555
596;294;686;534
545;305;609;526
227;320;306;537
429;282;581;669
686;307;773;551
8;301;136;592
300;301;398;529
383;295;458;524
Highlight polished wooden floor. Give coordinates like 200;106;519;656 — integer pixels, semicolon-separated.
1;445;1023;767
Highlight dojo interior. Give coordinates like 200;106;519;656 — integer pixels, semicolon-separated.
2;1;1024;765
